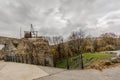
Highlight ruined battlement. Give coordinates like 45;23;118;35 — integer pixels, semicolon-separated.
0;37;54;67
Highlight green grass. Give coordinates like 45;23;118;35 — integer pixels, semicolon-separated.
83;53;113;67
56;59;67;68
56;53;114;69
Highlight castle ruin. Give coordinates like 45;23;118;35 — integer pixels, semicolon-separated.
1;38;54;67
0;24;54;67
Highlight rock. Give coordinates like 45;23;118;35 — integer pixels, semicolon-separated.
104;61;111;66
116;53;120;59
91;64;99;68
105;51;117;54
109;53;120;63
111;57;118;63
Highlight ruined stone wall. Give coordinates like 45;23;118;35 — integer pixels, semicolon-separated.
0;36;19;44
1;38;54;67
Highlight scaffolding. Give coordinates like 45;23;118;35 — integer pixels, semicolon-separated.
24;24;38;38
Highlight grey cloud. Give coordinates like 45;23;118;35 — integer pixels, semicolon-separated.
0;0;120;38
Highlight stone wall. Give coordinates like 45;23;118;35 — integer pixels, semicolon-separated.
1;37;54;67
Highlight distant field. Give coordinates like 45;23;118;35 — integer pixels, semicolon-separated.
56;53;114;69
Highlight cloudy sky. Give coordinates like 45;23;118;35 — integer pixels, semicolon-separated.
0;0;120;38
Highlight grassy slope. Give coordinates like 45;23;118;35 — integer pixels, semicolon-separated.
56;53;113;69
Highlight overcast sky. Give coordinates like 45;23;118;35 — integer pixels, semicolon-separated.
0;0;120;38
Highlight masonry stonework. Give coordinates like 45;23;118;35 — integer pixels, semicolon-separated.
0;37;54;67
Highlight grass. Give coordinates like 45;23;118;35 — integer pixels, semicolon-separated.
83;53;113;67
56;53;114;69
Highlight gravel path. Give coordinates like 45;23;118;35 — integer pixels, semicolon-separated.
35;66;120;80
0;61;120;80
0;61;49;80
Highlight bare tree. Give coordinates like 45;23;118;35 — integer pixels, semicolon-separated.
68;29;85;69
69;29;85;54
